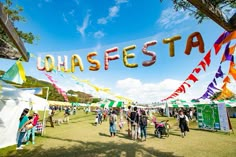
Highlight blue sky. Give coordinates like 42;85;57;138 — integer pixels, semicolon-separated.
0;0;235;103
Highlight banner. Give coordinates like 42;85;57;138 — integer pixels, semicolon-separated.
218;103;230;132
1;61;26;85
196;103;231;132
196;104;220;130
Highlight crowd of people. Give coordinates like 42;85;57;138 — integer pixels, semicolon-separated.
16;105;194;150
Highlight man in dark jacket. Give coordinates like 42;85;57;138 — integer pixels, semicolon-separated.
130;107;139;140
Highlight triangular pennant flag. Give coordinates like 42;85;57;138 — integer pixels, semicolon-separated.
222;31;236;45
215;66;224;78
204;50;211;66
214;32;230;55
186;74;198;83
192;67;201;74
223;76;231;83
229;44;236;55
221;42;230;63
206;88;215;95
213;78;217;85
229;62;236;80
222;83;227;90
198;61;207;71
208;82;220;90
183;82;191;88
2;61;26;84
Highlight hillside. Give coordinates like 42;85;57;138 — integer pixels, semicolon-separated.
0;70;95;103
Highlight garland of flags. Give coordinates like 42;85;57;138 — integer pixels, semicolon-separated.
44;72;69;101
197;42;236;100
161;31;236;101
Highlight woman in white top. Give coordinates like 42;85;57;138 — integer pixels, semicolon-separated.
177;110;189;138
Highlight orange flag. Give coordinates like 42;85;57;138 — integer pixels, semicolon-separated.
222;31;236;45
221;82;227;90
223;76;231;83
229;62;236;80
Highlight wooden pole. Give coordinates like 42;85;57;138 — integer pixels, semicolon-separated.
0;3;29;61
187;0;236;32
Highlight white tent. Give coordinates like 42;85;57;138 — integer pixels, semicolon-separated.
0;81;48;148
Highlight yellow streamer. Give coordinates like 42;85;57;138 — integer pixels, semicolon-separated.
16;61;26;82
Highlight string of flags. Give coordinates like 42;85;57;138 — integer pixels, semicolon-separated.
161;31;236;101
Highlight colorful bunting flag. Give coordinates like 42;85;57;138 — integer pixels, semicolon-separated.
1;61;26;84
229;62;236;80
186;74;198;83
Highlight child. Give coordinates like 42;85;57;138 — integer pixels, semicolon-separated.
95;115;99;126
119;118;124;131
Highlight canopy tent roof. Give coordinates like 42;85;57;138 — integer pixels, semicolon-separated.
71;102;90;107
48;100;71;106
93;100;124;108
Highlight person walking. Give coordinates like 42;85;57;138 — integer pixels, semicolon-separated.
139;110;148;141
177;110;189;138
109;110;117;137
16;108;29;150
126;106;132;137
130;107;139;140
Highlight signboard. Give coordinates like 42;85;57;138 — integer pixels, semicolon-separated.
196;103;230;132
197;104;220;130
218;103;230;132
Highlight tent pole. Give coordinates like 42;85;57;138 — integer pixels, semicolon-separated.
42;87;49;136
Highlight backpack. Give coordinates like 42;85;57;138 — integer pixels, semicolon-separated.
140;116;147;126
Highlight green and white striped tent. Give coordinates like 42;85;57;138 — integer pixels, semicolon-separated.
98;100;124;108
71;102;90;107
214;100;236;107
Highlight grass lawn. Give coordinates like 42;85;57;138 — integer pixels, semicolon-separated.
1;109;236;157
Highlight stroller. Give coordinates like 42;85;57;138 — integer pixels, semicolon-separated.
154;120;170;138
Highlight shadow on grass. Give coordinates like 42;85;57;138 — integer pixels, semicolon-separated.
99;132;111;137
4;138;180;157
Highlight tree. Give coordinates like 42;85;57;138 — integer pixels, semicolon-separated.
1;0;37;45
162;0;236;31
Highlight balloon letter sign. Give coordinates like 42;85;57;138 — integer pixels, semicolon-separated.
36;31;207;72
123;45;138;68
104;47;120;70
71;54;84;72
142;40;157;66
45;55;54;72
185;32;205;55
163;36;181;57
87;52;101;71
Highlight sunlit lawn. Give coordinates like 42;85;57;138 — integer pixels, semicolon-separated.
1;109;236;157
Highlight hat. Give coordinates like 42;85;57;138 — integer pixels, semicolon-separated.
33;111;38;114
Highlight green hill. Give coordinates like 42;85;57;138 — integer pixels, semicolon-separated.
0;70;95;103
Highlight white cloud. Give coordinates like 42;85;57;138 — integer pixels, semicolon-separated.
116;0;128;4
76;13;90;37
115;77;221;103
109;6;119;17
116;78;182;103
62;13;68;23
97;18;108;24
94;31;105;39
97;1;127;25
74;0;79;5
157;7;190;29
